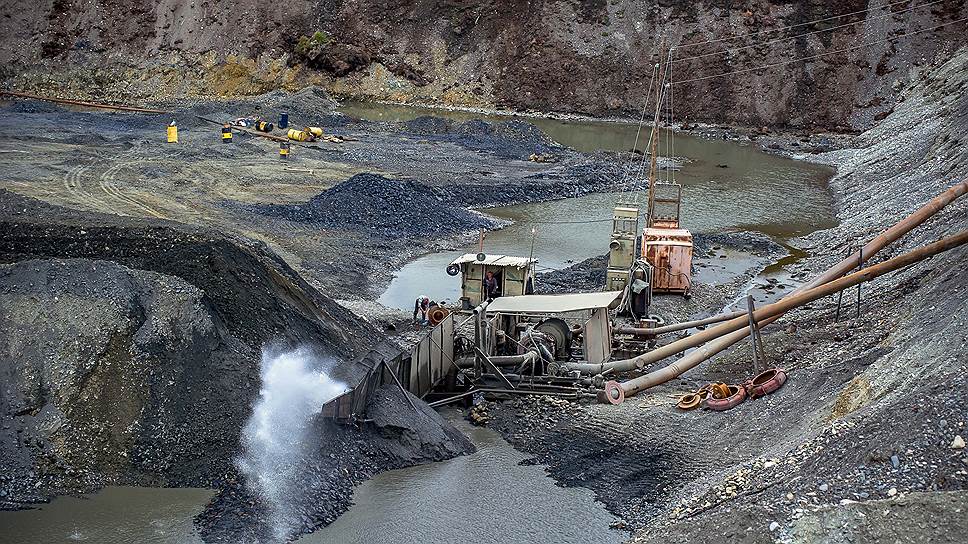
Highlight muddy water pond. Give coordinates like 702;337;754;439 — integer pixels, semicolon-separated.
348;101;838;310
0;417;621;544
300;416;623;544
0;487;214;543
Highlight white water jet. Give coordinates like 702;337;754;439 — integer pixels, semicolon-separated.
236;346;346;540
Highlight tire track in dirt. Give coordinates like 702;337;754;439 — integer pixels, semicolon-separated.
62;161;104;212
98;160;168;219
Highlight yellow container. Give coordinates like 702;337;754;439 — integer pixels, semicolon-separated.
287;129;309;142
166;125;178;143
306;126;324;138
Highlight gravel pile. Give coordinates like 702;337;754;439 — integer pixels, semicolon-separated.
402;116;561;159
254;173;501;237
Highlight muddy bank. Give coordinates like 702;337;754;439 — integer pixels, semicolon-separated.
482;48;968;542
252;173;503;238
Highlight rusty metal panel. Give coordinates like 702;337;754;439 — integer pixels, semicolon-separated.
430;324;443;386
643;227;693;294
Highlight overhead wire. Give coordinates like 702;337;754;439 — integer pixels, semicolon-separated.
673;0;945;63
677;0;943;48
675;16;968;84
633;48;672;195
619;63;660;196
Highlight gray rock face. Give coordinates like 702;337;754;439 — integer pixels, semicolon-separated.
0;258;251;505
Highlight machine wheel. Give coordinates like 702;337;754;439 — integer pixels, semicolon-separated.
535;318;572;359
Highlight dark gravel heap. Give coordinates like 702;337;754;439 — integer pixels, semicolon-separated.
536;254;607;294
402;116;561;159
254;173;500;237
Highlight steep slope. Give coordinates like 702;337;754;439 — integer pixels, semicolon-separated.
0;191;473;518
2;1;966;128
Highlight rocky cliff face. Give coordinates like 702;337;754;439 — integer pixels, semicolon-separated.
1;1;965;129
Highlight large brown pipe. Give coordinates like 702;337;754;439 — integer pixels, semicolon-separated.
1;90;172;114
603;230;968;402
564;180;968;376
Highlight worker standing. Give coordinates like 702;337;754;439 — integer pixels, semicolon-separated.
484;271;499;300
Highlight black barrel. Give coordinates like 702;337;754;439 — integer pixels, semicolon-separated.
279;112;289;129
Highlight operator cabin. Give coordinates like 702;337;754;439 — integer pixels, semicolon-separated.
446;253;538;309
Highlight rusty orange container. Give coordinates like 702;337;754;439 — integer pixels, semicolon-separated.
642;227;693;294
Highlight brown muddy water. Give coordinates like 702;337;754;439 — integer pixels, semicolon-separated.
0;417;622;544
0;487;214;543
347;102;838;310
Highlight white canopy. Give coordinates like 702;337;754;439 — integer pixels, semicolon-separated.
485;291;622;314
450;253;536;268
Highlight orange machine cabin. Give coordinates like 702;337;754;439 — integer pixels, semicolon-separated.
642;227;692;294
641;179;693;295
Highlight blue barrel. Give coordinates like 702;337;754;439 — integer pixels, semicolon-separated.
279;112;289;129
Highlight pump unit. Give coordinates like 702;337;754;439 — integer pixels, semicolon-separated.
605;204;639;291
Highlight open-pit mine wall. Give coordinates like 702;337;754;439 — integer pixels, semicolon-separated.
1;0;966;129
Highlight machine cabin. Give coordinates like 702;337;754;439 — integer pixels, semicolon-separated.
643;182;693;295
449;253;537;307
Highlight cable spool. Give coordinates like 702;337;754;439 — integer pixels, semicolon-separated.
427;307;449;326
446;264;460;276
279;141;290;159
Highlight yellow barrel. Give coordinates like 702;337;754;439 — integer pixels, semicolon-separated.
166;125;178;143
287;129;309;142
280;142;290;158
221;126;233;143
306;126;324;138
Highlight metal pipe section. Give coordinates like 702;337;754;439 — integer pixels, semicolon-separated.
564;180;968;376
456;352;539;368
0;90;172;114
614;310;746;337
605;230;968;402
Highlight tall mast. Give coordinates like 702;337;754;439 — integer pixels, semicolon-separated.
647;44;667;228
